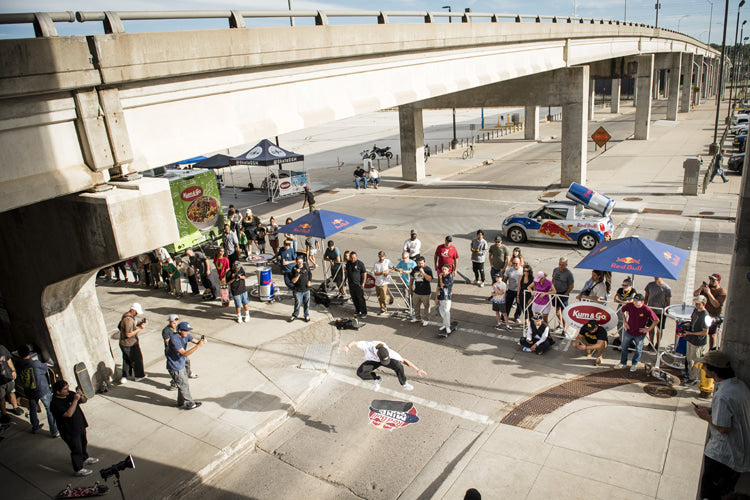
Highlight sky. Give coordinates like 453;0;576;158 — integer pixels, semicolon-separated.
0;0;746;45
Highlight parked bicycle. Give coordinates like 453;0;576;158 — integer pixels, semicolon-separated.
462;144;474;160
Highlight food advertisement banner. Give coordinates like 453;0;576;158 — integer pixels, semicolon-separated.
166;169;222;253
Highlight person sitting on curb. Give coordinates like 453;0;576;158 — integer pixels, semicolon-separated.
342;340;426;392
353;165;368;189
573;319;608;366
368;166;380;189
520;312;551;355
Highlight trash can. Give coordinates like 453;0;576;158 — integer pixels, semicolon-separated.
683;157;701;195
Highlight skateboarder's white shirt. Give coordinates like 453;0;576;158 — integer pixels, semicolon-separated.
356;341;403;363
372;259;393;286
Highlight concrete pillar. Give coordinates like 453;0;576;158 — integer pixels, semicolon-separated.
524;105;539;140
703;61;710;99
694;55;704;106
635;55;655;140
722;145;750;383
398;104;426;182
680;53;694;113
611;79;621;113
0;178;178;387
667;54;682;120
588;79;596;120
561;66;589;187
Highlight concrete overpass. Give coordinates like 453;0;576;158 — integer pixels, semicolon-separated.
0;10;721;385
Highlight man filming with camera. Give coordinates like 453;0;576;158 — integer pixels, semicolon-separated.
166;321;206;410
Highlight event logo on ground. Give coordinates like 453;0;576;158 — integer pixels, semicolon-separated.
368;400;420;431
180;186;203;202
537;221;573;241
562;302;618;331
611;256;642;272
332;218;350;229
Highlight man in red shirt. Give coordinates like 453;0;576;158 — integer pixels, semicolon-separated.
615;293;658;372
434;236;459;276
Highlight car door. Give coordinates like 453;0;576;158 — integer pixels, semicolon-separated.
534;207;573;242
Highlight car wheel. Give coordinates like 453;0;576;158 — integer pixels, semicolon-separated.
507;227;527;244
578;233;598;250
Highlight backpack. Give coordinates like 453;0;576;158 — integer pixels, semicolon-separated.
335;317;361;330
313;289;331;307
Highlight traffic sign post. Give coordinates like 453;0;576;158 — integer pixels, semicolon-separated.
591;126;612;151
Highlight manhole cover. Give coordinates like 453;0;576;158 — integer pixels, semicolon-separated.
623;197;642;202
643;383;677;398
699;211;715;216
424;203;437;207
362;225;378;230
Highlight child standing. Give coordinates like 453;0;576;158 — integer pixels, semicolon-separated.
492;275;510;330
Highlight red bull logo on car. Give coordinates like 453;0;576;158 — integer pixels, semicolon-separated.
537;221;573;241
611;255;642;272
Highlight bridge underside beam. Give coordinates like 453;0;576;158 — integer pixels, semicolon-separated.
412;66;589;186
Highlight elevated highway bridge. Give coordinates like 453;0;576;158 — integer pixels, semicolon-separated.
0;10;721;385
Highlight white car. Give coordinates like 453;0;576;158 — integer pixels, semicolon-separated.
732;113;749;126
731;123;748;135
502;201;615;250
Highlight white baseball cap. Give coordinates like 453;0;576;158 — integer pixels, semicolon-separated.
131;303;143;315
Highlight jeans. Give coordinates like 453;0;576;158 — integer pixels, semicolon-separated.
120;343;145;378
472;262;485;282
169;367;194;407
438;299;452;329
357;360;407;385
710;167;728;182
28;390;57;435
685;341;708;381
293;289;311;318
354;177;368;189
619;331;645;366
506;290;518;316
349;283;367;315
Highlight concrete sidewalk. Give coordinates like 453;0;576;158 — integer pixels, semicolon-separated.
0;100;742;499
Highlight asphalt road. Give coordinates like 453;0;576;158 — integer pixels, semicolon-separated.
181;103;735;499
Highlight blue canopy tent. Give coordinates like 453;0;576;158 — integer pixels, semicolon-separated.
233;139;306;201
193;154;238;196
575;236;689;281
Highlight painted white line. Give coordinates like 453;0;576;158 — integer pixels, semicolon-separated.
430;179;491;184
423;320;572;353
616;212;638;239
683;218;702;305
329;372;494;425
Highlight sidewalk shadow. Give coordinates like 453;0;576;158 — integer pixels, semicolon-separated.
203;390;336;434
103;381;176;407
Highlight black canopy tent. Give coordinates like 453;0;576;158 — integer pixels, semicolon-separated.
193;154;238;197
232;139;306;201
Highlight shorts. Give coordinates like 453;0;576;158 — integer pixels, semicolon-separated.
578;335;608;348
532;301;551;315
492;301;506;312
0;380;14;399
233;291;250;308
310;248;318;256
553;295;569;309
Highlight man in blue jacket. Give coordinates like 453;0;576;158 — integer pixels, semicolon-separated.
16;344;58;436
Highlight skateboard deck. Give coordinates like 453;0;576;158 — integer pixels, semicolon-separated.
438;321;459;337
645;363;680;386
370;400;413;412
56;483;109;498
220;284;230;307
456;270;473;284
74;362;94;399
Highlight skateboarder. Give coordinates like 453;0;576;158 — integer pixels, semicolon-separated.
342;340;426;391
437;263;454;334
49;380;99;476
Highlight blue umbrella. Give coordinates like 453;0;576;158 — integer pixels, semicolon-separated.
277;209;365;239
574;236;688;280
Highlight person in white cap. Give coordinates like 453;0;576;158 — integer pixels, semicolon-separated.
117;303;148;383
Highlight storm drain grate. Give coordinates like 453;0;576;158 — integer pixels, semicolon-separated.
500;369;650;429
300;344;332;370
642;208;683;215
542;191;560;198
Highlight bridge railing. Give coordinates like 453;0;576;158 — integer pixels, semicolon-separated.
0;9;664;37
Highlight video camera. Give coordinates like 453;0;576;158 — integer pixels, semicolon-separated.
100;455;135;480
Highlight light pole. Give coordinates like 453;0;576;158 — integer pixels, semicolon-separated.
712;0;731;154
678;15;689;31
655;1;661;27
624;0;627;22
728;3;745;121
708;0;714;45
443;5;458;149
287;0;294;27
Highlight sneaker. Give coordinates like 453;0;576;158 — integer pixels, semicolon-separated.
135;374;148;382
422;320;429;327
505;324;512;331
402;382;414;391
373;379;382;392
120;377;128;384
10;407;24;416
630;365;638;372
236;315;243;323
32;424;45;434
185;402;202;410
50;433;59;438
360;314;367;319
289;315;297;322
523;347;532;353
410;317;419;323
479;282;485;288
244;313;251;322
189;373;199;379
439;325;446;331
495;323;503;329
83;457;100;466
614;363;625;369
445;328;451;334
473;280;478;285
594;356;602;366
75;469;93;477
304;316;311;323
378;311;387;316
585;349;594;357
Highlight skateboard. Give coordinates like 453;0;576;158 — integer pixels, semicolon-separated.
220;284;230;307
74;362;95;399
438;321;459;338
644;363;680;386
370;400;413;412
56;483;109;498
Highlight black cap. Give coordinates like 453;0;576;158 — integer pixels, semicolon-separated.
445;235;453;242
376;345;391;365
633;293;645;301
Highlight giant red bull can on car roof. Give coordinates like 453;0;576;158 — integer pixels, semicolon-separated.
565;182;615;217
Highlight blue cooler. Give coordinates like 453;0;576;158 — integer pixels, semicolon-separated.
566;182;615;216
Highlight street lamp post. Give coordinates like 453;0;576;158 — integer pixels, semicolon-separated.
443;5;458;149
287;0;294;27
712;0;732;154
678;15;689;31
655;1;661;28
727;3;746;121
708;0;714;45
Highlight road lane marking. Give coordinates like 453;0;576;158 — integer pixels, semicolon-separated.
683;218;702;305
329;372;494;425
616;212;638;239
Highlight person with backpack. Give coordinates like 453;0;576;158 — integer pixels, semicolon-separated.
16;345;58;436
0;344;25;423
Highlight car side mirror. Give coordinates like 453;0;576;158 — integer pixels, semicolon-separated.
535;217;542;222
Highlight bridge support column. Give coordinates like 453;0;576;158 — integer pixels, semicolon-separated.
694;55;704;106
0;178;178;388
680;53;694;113
611;79;621;113
635;55;655;140
524;106;539;140
667;54;682;120
398;104;426;182
561;66;589;187
588;79;596;120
